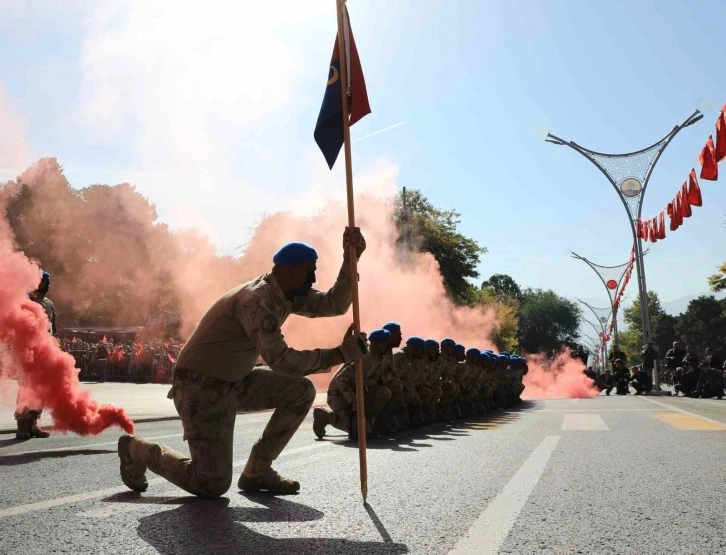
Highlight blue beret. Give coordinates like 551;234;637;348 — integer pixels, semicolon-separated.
498;354;510;362
479;351;490;360
483;350;493;354
441;338;455;348
425;339;439;349
406;336;425;349
368;329;391;344
272;242;318;266
383;322;401;334
455;344;465;354
41;271;51;280
466;348;481;357
500;351;511;357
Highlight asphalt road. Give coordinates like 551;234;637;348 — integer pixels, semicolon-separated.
1;394;726;555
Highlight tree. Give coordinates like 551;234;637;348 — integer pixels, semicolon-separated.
676;296;726;356
708;263;726;292
619;291;674;362
477;287;520;353
394;189;486;306
482;273;522;301
517;288;581;354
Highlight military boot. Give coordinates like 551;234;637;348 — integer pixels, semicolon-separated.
312;407;330;439
474;401;487;416
15;419;31;440
118;435;149;492
424;405;437;425
239;469;300;494
394;406;410;430
29;413;50;438
349;413;373;440
409;405;423;429
436;404;452;423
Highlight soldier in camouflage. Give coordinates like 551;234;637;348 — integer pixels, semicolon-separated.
313;328;392;439
15;271;55;440
117;228;367;497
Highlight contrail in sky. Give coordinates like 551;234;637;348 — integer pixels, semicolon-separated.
353;121;406;143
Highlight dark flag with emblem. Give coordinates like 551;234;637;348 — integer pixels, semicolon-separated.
314;5;371;169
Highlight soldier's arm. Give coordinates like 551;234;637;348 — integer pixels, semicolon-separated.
292;266;353;318
240;303;343;376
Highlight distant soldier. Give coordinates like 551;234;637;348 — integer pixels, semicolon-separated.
378;322;409;430
437;339;460;421
393;337;426;429
15;271;55;440
665;341;686;376
313;328;392;439
118;228;368;497
420;339;443;424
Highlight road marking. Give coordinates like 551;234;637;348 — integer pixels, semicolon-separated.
0;442;333;519
561;414;609;431
642;397;726;427
652;412;726;431
536;409;658;412
0;434;184;458
448;435;560;555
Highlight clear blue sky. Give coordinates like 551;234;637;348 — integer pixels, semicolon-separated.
1;0;725;310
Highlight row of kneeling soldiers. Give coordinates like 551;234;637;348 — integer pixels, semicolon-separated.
313;322;528;439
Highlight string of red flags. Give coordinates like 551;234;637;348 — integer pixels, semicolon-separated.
606;244;637;339
637;104;723;243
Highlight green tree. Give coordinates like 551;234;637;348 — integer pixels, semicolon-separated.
477;286;520;353
676;296;726;356
517;288;581;354
482;273;522;301
620;291;673;362
394;189;486;306
708;263;726;292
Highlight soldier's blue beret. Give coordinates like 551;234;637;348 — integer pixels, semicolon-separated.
479;351;490;360
498;354;510;362
41;271;51;280
425;339;439;349
440;338;455;348
466;348;481;357
368;329;391;344
500;351;511;357
383;322;401;334
272;242;318;266
455;344;465;354
406;336;425;349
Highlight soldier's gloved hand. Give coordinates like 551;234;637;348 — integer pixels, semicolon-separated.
338;332;368;363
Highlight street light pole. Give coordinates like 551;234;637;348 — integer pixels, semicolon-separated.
549;110;703;391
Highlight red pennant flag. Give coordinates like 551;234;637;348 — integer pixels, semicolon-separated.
680;184;692;218
667;201;677;231
657;211;666;239
687;169;703;206
699;135;718;180
674;195;683;227
716;112;726;162
649;218;658;243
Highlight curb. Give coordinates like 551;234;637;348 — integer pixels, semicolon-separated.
0;400;330;435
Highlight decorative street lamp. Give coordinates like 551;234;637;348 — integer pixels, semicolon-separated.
548;109;703;390
571;251;647;348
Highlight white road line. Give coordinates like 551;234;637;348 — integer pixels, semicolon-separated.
0;434;184;458
448;436;560;555
561;414;609;431
536;409;658;412
642;397;726;426
0;442;333;519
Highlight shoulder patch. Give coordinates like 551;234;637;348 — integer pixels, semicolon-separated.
261;313;279;334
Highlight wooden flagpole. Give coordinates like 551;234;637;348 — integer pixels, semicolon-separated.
335;0;368;503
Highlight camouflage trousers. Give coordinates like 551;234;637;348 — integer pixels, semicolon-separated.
400;381;421;405
325;386;391;432
134;366;316;498
439;382;459;404
418;382;442;407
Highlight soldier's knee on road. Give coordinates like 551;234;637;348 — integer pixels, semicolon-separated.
198;474;233;498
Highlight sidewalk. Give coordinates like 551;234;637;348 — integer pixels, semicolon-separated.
0;380;327;434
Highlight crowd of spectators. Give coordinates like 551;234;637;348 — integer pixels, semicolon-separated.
60;336;183;384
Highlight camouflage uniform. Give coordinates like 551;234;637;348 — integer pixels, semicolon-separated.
393;349;422;405
323;350;391;433
122;271;352;497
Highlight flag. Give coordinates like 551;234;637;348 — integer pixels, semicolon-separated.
314;5;371;169
687;169;703;206
699;135;718;180
680;183;692;218
716;112;726;162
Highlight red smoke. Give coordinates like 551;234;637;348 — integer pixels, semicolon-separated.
522;349;599;400
0;196;134;436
